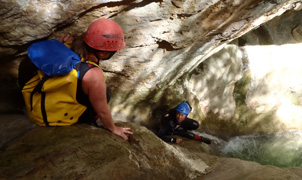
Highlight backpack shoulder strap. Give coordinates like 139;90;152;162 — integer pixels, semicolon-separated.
29;75;49;111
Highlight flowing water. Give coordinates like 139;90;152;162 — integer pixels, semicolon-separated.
215;130;302;167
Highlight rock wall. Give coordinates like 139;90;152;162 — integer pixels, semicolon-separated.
2;1;302;179
1;122;302;180
199;9;302;138
0;123;211;180
1;0;302;139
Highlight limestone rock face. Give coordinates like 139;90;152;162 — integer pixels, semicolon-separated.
199;9;302;137
0;123;211;180
0;122;302;180
1;0;302;140
3;1;302;179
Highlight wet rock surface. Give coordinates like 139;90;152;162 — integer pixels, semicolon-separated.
0;117;302;180
2;1;302;178
1;1;302;138
0;121;211;180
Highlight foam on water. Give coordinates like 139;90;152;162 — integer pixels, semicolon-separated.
219;130;302;167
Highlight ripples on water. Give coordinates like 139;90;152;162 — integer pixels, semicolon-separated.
195;130;302;167
218;130;302;167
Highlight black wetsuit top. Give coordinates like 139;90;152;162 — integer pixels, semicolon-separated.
157;109;200;143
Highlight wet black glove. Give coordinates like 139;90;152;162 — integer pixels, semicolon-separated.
201;137;211;144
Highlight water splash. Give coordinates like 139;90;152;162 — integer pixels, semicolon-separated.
220;130;302;167
193;131;228;154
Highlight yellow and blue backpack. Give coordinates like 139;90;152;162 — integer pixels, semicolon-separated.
22;39;87;126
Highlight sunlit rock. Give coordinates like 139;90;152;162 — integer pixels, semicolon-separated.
1;122;302;180
0;122;212;180
1;0;302;146
2;0;302;178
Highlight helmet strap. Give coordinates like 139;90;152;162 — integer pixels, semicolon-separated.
84;42;116;62
105;51;116;60
92;50;101;63
92;49;116;62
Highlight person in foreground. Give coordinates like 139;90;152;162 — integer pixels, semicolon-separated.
19;19;132;140
157;101;211;144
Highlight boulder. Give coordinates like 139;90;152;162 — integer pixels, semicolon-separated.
1;120;302;180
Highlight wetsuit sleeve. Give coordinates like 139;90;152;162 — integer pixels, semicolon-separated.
157;120;177;143
180;117;199;130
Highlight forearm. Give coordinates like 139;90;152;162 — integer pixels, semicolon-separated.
82;65;132;140
157;125;177;143
173;130;195;139
96;106;116;132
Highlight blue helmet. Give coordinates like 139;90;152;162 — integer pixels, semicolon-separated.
175;102;191;116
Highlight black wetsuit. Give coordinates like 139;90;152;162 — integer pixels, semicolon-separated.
157;109;200;143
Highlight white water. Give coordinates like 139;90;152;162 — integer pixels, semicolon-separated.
218;130;302;167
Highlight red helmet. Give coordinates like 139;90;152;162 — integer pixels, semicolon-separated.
84;19;125;51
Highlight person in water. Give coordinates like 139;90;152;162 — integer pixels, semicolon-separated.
157;101;211;144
